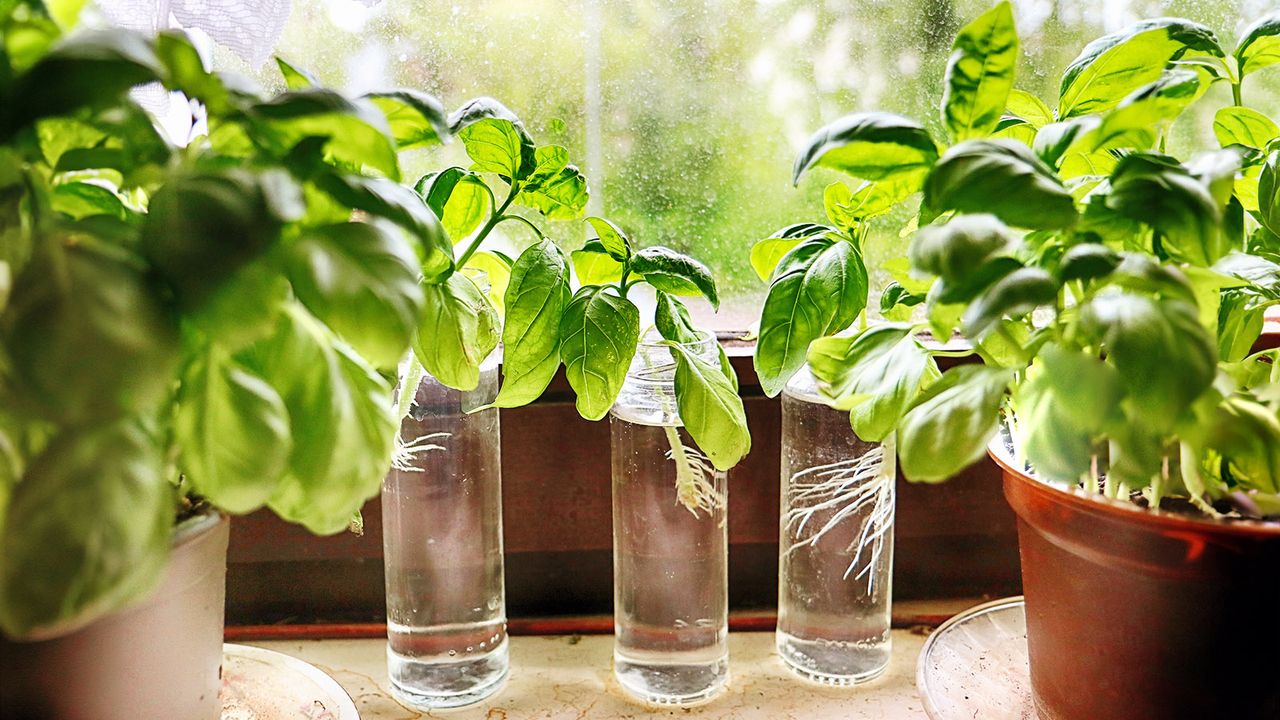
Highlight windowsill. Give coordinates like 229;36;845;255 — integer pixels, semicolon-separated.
246;630;930;718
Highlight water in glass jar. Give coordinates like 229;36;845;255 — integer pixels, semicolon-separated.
382;367;508;708
777;372;894;684
611;416;729;705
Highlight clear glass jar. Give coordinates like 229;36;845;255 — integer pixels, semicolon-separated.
610;334;729;705
382;354;508;708
777;365;895;684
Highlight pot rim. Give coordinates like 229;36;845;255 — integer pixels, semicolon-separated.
988;437;1280;537
172;507;228;548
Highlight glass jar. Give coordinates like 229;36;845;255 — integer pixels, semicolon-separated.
382;354;507;708
610;334;729;705
776;364;895;684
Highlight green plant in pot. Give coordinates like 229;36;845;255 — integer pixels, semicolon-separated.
0;8;458;717
772;4;1280;719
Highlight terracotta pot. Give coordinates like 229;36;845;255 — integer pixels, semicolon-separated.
0;511;229;720
993;446;1280;720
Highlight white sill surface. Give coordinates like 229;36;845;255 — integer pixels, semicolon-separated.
250;630;930;719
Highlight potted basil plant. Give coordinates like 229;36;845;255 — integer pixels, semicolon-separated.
781;4;1280;719
0;12;455;719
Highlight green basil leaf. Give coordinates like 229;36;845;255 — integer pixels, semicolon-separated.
1218;291;1267;362
941;0;1018;141
898;364;1013;483
718;345;739;392
415;167;491;243
1186;149;1248;209
924;140;1078;230
1079;290;1215;431
655;290;701;344
879;281;925;320
1214;250;1280;298
1072;69;1204;154
992;116;1038;145
1013;344;1121;482
250;90;400;179
585;216;631;260
1235;13;1280;78
523;144;569;183
462;250;511;314
668;341;751;471
792;111;938;185
559;287;641;421
750;223;834;281
1;29;164;138
243;305;397;535
571;241;625;285
1105;153;1225;266
1057;242;1121;282
630;246;719;309
1214;396;1280;494
973;319;1034;368
909;213;1018;284
50;181;132;221
927;297;967;341
156;31;232;115
962;267;1059;339
0;420;172;638
493;240;571;408
4;242;178;425
823;177;917;231
364;89;449;150
143;168;301;309
1033;116;1100;170
316;172;453;282
515;160;588;220
287;221;423;368
1058;18;1223;118
807;324;935;442
186;259;290;351
1213;106;1280;150
1103;253;1198;303
274;56;316;89
35;117;104;168
751;238;803;282
176;350;291;514
415;272;500;391
1005;89;1054;127
754;237;868;397
1259;150;1280;238
458;117;526;179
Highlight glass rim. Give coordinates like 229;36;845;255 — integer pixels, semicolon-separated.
636;329;716;351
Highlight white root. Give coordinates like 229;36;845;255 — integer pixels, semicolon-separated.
665;425;725;519
391;431;451;472
783;442;896;593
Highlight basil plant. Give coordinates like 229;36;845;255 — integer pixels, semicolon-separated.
757;2;1280;517
410;103;750;514
0;4;470;639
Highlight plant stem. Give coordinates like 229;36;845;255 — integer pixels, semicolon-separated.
492;213;545;240
1232;81;1243;107
456;186;518;268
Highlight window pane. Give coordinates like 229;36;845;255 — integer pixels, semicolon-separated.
207;0;1279;330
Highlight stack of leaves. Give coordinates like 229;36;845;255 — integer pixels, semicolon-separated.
756;2;1280;517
